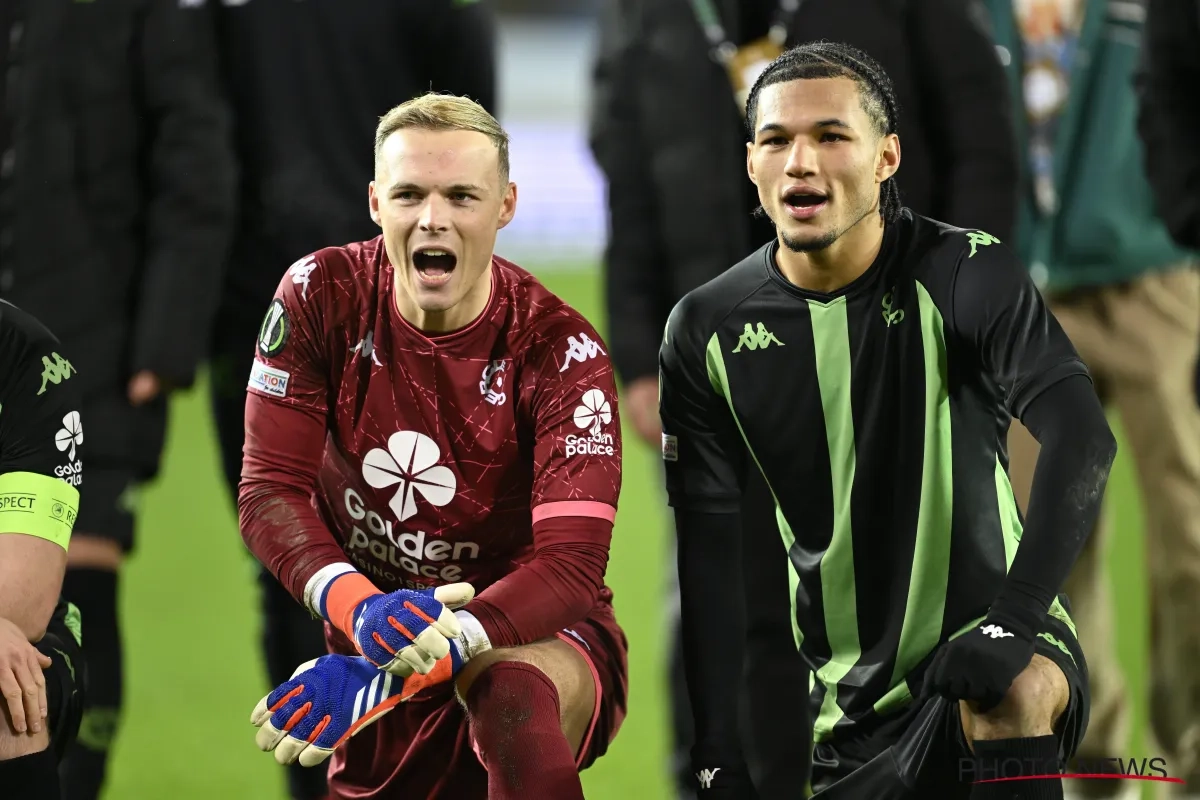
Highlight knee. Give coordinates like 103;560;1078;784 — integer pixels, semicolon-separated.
963;655;1070;744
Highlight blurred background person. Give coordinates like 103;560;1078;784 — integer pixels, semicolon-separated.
0;1;236;798
205;2;496;798
986;1;1200;798
589;0;1016;796
1137;0;1200;404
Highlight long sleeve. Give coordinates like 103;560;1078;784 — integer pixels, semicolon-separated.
131;0;237;388
1136;0;1200;250
589;0;672;383
909;0;1019;241
952;238;1117;632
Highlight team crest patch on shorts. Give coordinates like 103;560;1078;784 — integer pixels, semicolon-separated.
249;360;290;397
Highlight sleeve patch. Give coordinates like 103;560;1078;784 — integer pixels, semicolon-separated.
257;299;291;358
249;360;291;397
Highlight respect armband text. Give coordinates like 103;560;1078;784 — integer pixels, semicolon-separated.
0;471;80;550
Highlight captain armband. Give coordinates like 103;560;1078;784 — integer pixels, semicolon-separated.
0;471;80;551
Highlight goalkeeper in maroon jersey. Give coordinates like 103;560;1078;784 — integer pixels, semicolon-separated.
237;92;628;800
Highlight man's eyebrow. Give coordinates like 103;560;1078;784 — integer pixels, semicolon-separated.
756;118;855;136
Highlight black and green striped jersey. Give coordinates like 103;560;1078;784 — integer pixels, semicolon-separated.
659;210;1086;743
0;299;82;550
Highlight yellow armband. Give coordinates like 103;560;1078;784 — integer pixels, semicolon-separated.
0;471;79;551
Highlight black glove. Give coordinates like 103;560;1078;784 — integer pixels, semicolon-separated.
922;614;1036;712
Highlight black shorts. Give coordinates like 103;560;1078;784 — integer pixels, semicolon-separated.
810;598;1090;799
36;601;86;761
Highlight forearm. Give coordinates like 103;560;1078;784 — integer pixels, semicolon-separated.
462;517;611;650
676;508;747;764
238;395;346;607
995;375;1116;631
0;536;66;642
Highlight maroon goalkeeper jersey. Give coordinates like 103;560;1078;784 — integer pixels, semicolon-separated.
239;237;622;640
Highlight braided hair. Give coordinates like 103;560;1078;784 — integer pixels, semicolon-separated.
744;41;903;223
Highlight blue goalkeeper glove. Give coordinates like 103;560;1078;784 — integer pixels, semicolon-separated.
251;649;464;767
923;615;1036;712
321;573;475;677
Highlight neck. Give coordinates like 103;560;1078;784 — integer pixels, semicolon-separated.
395;264;494;334
776;211;885;294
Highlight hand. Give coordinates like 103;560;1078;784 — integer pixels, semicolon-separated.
251;651;461;767
127;370;163;406
350;583;475;677
623;375;661;448
923;618;1036;712
0;618;50;735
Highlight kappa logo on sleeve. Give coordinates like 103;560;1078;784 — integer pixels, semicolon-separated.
559;333;606;373
288;255;318;300
249;360;290;397
258;299;291;358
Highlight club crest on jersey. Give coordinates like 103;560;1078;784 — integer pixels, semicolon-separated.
258;299;290;358
565;388;614;458
479;359;507;406
559;333;605;373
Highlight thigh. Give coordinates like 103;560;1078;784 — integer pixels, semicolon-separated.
37;603;85;761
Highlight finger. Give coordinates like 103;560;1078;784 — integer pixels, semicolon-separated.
251;694;273;727
412;627;451;662
28;654;47;719
34;651;51;669
399;643;439;676
255;719;288;752
274;734;308;766
12;660;41;733
0;669;26;733
432;583;475;610
298;744;336;768
429;606;463;641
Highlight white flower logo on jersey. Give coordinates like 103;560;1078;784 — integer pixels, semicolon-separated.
55;411;82;462
362;431;457;522
573;389;611;437
288;255;318;300
565;389;615;458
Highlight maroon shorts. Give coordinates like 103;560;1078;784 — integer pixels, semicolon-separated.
322;605;628;800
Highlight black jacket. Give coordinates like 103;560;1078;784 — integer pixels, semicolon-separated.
1137;0;1200;251
590;0;1018;384
0;0;234;392
0;0;235;469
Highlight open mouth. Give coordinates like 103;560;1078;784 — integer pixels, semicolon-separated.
783;188;828;219
412;247;458;284
784;190;827;209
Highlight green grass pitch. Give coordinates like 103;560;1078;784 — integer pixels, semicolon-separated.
103;268;1153;798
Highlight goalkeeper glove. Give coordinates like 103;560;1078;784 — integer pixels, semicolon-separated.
923;614;1036;712
319;572;475;677
251;648;463;767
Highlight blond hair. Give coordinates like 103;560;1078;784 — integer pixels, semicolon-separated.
374;93;510;184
